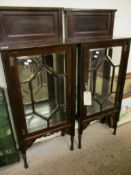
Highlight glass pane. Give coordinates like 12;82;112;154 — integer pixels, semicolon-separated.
89;48;106;71
112;67;119;92
34;72;58;120
95;60;113;99
102;93;116;110
109;47;122;66
85;46;122;116
17;55;42;82
50;106;67;127
26;114;47;133
17;52;67;133
59;77;66;105
86;99;101;115
44;53;66;74
21;83;32;115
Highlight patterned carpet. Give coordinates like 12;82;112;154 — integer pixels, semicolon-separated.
0;122;131;175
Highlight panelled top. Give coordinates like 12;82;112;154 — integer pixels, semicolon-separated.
64;9;116;41
0;7;63;46
0;7;116;48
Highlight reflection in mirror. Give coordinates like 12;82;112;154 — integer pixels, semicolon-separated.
17;53;67;133
86;46;122;116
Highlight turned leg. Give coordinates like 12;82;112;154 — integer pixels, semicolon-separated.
100;117;106;124
22;151;28;169
61;130;65;136
113;117;118;135
70;135;74;150
108;117;113;128
78;134;82;149
113;121;117;135
78;121;83;149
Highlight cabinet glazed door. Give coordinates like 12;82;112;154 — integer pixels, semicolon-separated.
78;39;130;120
77;39;130;149
3;45;75;137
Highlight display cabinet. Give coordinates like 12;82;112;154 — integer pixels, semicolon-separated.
1;44;76;168
77;38;130;148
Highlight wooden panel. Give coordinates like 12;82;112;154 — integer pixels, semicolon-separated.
0;8;62;45
65;10;116;40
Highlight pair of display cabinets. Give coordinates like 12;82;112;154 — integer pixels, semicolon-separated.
1;38;130;168
0;7;130;168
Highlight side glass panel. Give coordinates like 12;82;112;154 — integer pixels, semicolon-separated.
85;46;122;116
16;53;67;133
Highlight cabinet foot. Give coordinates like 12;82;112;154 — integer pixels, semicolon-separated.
22;151;29;169
113;128;116;135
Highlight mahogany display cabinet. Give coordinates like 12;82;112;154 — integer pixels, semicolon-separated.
77;38;130;148
1;44;76;168
0;7;73;169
